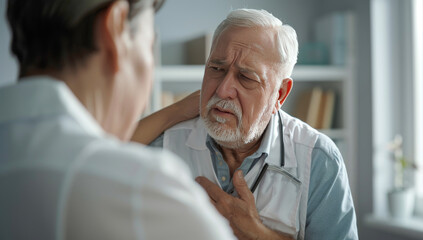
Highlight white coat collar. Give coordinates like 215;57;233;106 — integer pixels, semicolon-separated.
262;110;297;168
0;76;105;137
186;118;209;150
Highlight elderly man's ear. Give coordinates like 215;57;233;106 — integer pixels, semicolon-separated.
273;78;293;114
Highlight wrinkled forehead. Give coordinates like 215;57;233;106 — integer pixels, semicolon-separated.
211;26;281;64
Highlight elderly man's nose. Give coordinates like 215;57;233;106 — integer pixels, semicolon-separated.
216;73;237;99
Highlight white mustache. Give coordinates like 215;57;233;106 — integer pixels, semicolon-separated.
206;95;242;122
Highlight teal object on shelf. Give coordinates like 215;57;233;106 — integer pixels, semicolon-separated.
297;42;329;65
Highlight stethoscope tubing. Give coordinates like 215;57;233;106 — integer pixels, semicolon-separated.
278;110;285;168
250;111;285;193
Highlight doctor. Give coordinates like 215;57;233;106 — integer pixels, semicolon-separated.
147;8;358;240
0;0;236;239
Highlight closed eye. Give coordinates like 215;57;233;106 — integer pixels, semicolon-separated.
238;73;260;89
210;66;224;72
240;73;258;82
241;74;251;80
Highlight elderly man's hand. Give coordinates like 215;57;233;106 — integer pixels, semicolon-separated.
196;170;292;240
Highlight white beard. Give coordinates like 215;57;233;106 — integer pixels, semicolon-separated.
201;94;273;149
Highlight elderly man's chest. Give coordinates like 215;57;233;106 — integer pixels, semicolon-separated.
184;149;304;238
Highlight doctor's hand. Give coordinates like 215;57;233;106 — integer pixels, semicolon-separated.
131;90;200;145
170;90;200;121
196;171;293;240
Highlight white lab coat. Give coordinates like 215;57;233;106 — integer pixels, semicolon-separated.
0;77;235;240
163;111;320;239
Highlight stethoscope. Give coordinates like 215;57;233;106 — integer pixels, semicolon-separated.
278;110;285;167
249;110;286;193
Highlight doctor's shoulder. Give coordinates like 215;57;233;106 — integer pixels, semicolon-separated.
75;136;194;186
67;137;235;239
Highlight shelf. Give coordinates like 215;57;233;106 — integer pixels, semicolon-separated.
156;65;205;82
155;65;348;141
292;65;347;81
319;129;345;139
365;214;423;239
156;65;347;83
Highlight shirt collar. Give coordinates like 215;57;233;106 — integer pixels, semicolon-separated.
0;76;105;137
186;118;209;150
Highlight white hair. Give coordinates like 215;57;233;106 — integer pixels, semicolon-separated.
211;8;298;79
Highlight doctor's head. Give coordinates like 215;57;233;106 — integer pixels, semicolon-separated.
7;0;164;141
200;9;298;149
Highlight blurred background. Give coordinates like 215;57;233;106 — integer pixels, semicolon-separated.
1;0;422;239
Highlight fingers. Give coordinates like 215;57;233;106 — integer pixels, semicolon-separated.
232;170;255;204
195;176;235;218
195;176;226;203
181;90;200;119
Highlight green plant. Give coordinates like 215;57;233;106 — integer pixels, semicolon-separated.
387;135;418;189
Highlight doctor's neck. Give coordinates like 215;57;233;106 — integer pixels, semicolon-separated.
22;59;132;141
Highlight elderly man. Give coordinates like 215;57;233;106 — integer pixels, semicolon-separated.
0;0;236;239
149;8;358;240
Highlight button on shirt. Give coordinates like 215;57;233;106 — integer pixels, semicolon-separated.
205;135;265;193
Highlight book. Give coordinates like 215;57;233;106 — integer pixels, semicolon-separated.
293;87;323;128
185;33;213;64
160;91;192;108
161;91;175;108
316;90;336;129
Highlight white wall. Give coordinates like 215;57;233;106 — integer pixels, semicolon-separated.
0;0;18;86
319;1;420;240
0;0;316;82
155;0;316;64
156;0;316;42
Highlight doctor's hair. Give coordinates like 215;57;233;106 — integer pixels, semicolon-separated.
211;8;298;80
7;0;164;77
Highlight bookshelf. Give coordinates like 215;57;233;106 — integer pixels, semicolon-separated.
152;64;350;140
152;61;356;198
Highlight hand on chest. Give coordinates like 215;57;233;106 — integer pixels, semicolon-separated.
196;158;303;238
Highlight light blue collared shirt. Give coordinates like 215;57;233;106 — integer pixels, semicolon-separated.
151;115;358;240
205;135;265;193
